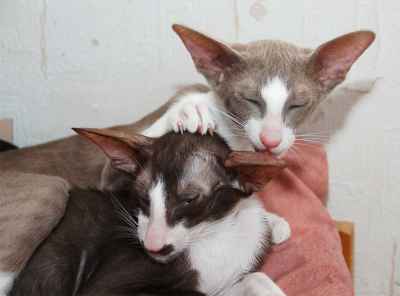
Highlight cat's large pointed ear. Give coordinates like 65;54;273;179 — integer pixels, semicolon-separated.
225;151;286;193
73;128;154;174
307;31;375;91
173;24;243;84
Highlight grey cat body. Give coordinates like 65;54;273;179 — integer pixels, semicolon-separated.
0;101;171;188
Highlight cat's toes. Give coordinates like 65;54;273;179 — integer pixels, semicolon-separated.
242;272;286;296
169;101;215;135
271;219;291;244
182;103;201;133
196;102;216;135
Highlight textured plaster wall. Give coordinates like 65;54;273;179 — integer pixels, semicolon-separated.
0;1;398;295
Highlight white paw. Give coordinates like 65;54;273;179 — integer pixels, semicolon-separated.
271;218;291;244
242;272;286;296
168;94;216;135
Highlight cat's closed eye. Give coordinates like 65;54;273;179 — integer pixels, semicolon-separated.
288;103;305;111
181;193;200;206
243;97;264;112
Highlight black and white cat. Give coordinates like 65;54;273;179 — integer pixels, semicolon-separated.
10;129;289;296
144;25;375;155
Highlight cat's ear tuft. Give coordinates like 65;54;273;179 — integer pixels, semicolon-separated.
224;151;286;194
308;30;376;90
172;24;243;84
73;128;153;174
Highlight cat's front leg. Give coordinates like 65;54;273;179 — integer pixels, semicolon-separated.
224;272;286;296
143;92;217;137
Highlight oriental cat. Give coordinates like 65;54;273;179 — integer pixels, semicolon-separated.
10;129;289;296
145;25;375;156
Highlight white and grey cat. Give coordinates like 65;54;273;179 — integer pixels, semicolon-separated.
145;25;375;155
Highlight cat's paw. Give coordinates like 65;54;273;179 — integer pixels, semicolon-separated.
271;218;291;245
168;94;216;135
242;272;286;296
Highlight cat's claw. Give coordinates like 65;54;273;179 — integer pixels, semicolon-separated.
241;272;286;296
143;93;217;138
168;95;216;135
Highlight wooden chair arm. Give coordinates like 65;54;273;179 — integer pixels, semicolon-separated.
335;221;354;275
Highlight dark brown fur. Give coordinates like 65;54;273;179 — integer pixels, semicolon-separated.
9;188;202;296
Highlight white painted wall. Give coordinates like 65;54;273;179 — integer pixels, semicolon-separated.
0;0;398;295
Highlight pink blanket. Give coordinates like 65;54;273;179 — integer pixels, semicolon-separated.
259;144;353;296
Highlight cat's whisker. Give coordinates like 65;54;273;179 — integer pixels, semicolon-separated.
296;139;327;144
209;106;246;128
295;133;330;137
111;194;138;228
293;142;319;148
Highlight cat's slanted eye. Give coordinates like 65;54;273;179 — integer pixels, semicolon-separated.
288;103;306;111
181;194;200;206
245;98;262;109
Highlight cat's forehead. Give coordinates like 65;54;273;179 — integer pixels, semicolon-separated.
230;40;312;92
177;152;227;193
146;133;232;193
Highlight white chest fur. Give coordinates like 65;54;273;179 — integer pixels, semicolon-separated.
188;196;268;296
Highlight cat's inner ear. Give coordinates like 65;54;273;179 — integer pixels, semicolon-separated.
172;24;242;84
307;30;375;90
73;128;153;174
224;151;286;194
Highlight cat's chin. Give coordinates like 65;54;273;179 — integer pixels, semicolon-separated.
146;251;180;264
253;145;290;158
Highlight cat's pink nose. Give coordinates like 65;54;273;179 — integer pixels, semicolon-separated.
260;131;281;149
144;225;167;253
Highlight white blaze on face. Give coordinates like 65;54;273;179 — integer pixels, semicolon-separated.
143;180;168;252
245;77;295;155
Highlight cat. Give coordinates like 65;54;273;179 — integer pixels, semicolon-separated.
144;25;375;156
9;128;289;296
0;24;375;293
0;140;17;152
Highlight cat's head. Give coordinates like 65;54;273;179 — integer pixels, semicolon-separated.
74;128;285;263
173;25;375;155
